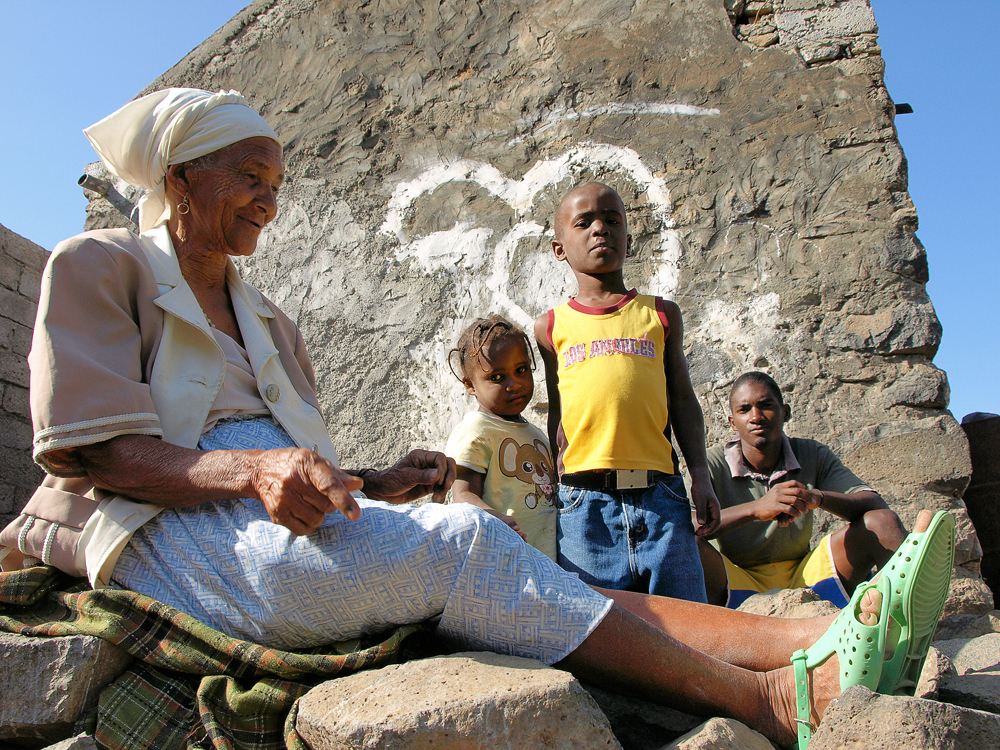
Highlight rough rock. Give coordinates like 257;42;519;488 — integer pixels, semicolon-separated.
40;735;99;750
935;611;1000;642
915;646;947;699
952;505;984;567
295;652;622;749
945;572;996;617
774;0;878;66
0;632;132;747
665;717;774;749
735;587;840;618
809;685;1000;749
932;634;1000;713
77;0;984;611
840;416;972;495
881;364;950;409
584;685;702;750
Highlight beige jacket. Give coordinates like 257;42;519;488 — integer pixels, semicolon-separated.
0;226;339;587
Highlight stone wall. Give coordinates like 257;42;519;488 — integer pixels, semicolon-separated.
0;224;45;531
962;416;1000;599
77;0;985;607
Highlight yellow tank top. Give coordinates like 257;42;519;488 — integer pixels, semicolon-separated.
545;290;676;476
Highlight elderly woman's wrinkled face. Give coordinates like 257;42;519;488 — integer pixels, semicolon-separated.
182;136;284;257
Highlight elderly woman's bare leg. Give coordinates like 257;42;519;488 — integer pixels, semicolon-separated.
555;598;854;747
597;587;833;671
593;509;937;672
558;510;943;746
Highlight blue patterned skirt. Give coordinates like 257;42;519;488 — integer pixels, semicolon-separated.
112;417;611;662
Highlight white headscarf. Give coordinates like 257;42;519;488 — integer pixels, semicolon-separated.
84;88;280;233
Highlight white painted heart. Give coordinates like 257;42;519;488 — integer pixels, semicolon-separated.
380;142;683;329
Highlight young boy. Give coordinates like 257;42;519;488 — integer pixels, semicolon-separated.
534;182;720;600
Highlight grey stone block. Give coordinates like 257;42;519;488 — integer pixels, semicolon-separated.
1;382;30;417
296;652;622;750
19;267;42;303
810;685;1000;750
665;717;775;750
0;253;22;293
0;223;48;270
41;735;99;750
0;633;132;747
933;633;1000;713
0;286;37;330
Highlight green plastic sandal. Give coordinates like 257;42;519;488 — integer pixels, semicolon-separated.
790;577;889;749
876;510;955;696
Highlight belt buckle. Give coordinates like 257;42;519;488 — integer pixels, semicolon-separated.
616;470;648;490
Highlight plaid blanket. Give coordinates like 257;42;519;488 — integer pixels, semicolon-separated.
0;565;423;750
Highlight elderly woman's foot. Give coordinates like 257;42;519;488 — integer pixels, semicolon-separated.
763;509;947;747
874;508;954;696
790;509;937;651
759;583;884;747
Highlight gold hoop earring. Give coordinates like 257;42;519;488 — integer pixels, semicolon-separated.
177;196;190;215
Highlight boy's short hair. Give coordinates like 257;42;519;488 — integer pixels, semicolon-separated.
729;371;784;409
448;314;535;382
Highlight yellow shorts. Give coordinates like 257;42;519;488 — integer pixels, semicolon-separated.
721;533;849;608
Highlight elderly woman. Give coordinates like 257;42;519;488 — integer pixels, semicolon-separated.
0;89;954;749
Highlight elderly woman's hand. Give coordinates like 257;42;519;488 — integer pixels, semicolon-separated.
357;450;456;505
76;435;366;538
250;449;364;535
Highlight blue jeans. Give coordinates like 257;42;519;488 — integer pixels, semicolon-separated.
557;474;707;602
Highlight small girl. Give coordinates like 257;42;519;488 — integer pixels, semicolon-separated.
445;315;558;560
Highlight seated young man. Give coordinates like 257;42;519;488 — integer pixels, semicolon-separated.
699;372;908;608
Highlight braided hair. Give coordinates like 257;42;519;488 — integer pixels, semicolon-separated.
448;314;535;382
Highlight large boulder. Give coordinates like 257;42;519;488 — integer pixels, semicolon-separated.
809;685;1000;750
932;633;1000;714
295;652;622;749
0;632;132;748
665;717;774;749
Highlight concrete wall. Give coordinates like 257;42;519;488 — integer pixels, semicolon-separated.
0;224;46;530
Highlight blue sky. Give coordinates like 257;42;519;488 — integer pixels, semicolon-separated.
2;1;995;420
872;1;998;421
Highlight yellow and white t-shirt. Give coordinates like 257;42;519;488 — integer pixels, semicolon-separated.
445;411;557;560
544;290;676;476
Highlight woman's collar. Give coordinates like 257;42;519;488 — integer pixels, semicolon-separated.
139;223;183;288
141;223;273;319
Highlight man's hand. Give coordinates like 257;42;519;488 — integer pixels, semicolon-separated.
689;475;721;537
251;448;363;535
752;480;822;527
358;450;456;505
